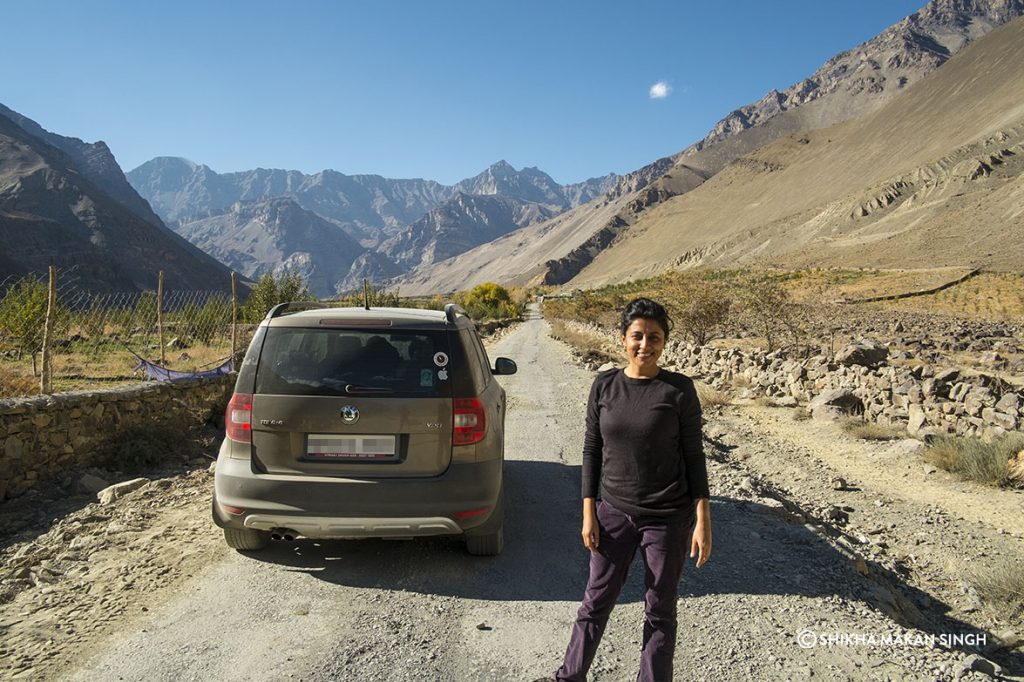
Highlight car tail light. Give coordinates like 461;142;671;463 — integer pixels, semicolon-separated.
454;507;490;519
453;398;486;445
226;393;253;443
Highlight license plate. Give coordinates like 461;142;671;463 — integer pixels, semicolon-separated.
306;434;397;460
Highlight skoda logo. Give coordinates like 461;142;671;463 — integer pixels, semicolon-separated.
340;405;360;424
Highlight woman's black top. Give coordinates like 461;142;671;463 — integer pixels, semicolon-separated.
581;368;709;516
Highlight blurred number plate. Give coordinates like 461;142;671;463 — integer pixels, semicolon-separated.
306;434;397;460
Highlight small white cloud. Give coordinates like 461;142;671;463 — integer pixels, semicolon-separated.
649;81;671;99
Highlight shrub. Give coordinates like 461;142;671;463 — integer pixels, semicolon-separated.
924;433;1024;486
0;364;38;398
840;418;903;441
967;556;1024;617
732;273;800;351
336;282;404;308
241;271;316;323
0;278;49;360
671;275;732;345
456;282;520;321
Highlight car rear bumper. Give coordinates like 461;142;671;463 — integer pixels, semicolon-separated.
212;450;502;539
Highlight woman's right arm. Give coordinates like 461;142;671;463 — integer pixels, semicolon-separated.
582;497;599;551
581;378;604;551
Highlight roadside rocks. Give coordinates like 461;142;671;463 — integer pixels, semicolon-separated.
0;464;218;680
809;389;863;421
836;339;889;368
97;478;150;505
558;319;1023;441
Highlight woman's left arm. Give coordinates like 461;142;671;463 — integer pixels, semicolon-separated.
690;497;712;568
679;378;712;567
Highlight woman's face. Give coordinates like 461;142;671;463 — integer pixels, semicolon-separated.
621;317;666;374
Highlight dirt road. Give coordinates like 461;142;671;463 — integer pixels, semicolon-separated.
4;307;1020;680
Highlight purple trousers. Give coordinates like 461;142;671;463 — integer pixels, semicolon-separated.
556;499;695;682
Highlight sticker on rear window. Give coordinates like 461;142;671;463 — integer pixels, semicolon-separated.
438;369;448;381
420;369;434;387
433;352;448;367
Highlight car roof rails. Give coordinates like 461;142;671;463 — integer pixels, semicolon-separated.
444;303;469;326
265;301;324;320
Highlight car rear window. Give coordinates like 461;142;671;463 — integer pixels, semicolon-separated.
255;327;453;398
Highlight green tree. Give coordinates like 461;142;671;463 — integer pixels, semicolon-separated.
732;273;799;352
0;279;49;360
673;277;732;345
337;281;403;308
457;282;520;320
241;270;316;323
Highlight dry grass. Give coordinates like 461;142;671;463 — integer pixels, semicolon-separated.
874;272;1024;319
924;433;1024;487
547;319;617;364
783;267;977;303
0;340;238;398
0;364;38;397
546;267;1024;331
840;418;904;441
792;406;812;421
967;556;1024;620
730;374;753;389
695;381;731;407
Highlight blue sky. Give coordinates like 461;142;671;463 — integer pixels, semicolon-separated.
3;1;926;185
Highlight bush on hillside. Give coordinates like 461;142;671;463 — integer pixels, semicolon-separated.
456;283;520;321
240;270;316;323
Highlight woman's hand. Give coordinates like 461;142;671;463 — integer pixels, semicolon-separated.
690;497;712;568
582;498;599;552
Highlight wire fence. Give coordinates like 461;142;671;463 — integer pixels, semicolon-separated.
0;268;253;399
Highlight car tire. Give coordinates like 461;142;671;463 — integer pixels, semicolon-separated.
223;527;271;551
465;486;504;556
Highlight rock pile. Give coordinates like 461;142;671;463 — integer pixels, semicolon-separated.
562;319;1023;440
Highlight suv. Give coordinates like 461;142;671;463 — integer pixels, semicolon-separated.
212;302;516;555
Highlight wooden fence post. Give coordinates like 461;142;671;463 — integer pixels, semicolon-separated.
39;266;56;394
231;272;238;369
157;270;166;367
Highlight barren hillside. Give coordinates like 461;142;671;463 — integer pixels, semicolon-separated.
569;17;1024;288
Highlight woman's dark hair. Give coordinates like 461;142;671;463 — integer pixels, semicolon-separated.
619;297;673;338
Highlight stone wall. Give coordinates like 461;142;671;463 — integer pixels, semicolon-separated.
0;377;234;502
565;320;1023;440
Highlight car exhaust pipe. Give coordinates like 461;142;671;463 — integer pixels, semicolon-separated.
270;528;297;542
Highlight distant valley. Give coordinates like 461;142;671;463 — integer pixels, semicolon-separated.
126;158;617;296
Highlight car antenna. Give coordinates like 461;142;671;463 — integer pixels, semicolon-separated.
363;279;371;310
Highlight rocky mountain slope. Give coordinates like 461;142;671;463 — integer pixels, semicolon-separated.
568;16;1024;287
0;104;165;230
394;156;678;294
380;192;559;270
128;158;616;249
0;108;236;292
174;197;370;297
127;157;452;247
394;0;1023;294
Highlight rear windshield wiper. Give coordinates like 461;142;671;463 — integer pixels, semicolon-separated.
345;384;395;394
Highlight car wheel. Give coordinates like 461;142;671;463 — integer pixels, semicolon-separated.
465;486;504;556
223;527;271;551
465;524;503;556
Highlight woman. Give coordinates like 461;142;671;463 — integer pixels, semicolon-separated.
548;297;712;682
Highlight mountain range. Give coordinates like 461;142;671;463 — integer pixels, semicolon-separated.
0;106;235;292
126;157;617;296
